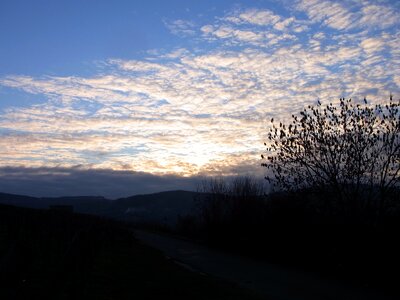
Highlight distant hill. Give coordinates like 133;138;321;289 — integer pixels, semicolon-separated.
0;193;111;214
0;190;201;226
113;190;202;225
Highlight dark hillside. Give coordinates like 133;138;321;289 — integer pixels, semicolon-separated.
0;192;112;213
0;193;41;208
112;190;200;224
0;190;201;226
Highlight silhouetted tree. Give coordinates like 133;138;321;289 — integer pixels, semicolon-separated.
195;176;266;241
262;97;399;218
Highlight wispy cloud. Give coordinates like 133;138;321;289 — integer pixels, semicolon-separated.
296;0;400;31
357;2;399;29
164;19;196;36
296;0;355;30
223;8;281;26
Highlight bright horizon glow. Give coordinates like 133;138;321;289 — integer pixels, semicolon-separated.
0;0;399;179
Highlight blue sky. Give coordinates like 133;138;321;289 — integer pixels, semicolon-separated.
0;0;241;76
0;0;399;197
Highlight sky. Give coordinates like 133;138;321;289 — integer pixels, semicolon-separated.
0;0;399;198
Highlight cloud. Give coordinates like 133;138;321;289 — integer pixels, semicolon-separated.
164;19;196;36
224;8;281;26
201;7;308;46
274;17;295;31
0;0;399;183
296;0;400;31
361;37;385;54
0;166;201;198
296;0;355;30
201;25;268;46
358;3;399;29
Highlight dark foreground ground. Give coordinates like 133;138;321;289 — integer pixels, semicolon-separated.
0;204;261;300
135;230;398;300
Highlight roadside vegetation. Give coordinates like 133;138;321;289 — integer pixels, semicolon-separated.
176;97;400;293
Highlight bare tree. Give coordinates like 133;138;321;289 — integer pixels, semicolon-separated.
196;176;265;233
262;97;400;217
197;177;230;229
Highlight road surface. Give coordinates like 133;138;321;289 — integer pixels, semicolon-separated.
134;230;395;300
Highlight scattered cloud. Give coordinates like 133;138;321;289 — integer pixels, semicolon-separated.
296;0;355;30
224;8;281;26
164;19;196;36
274;17;295;31
358;3;399;29
0;0;399;187
361;37;385;54
296;0;400;31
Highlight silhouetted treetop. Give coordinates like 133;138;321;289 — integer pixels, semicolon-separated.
262;97;399;215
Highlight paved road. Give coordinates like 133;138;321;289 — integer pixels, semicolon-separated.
134;230;395;300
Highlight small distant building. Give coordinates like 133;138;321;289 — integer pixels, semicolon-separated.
49;205;74;213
